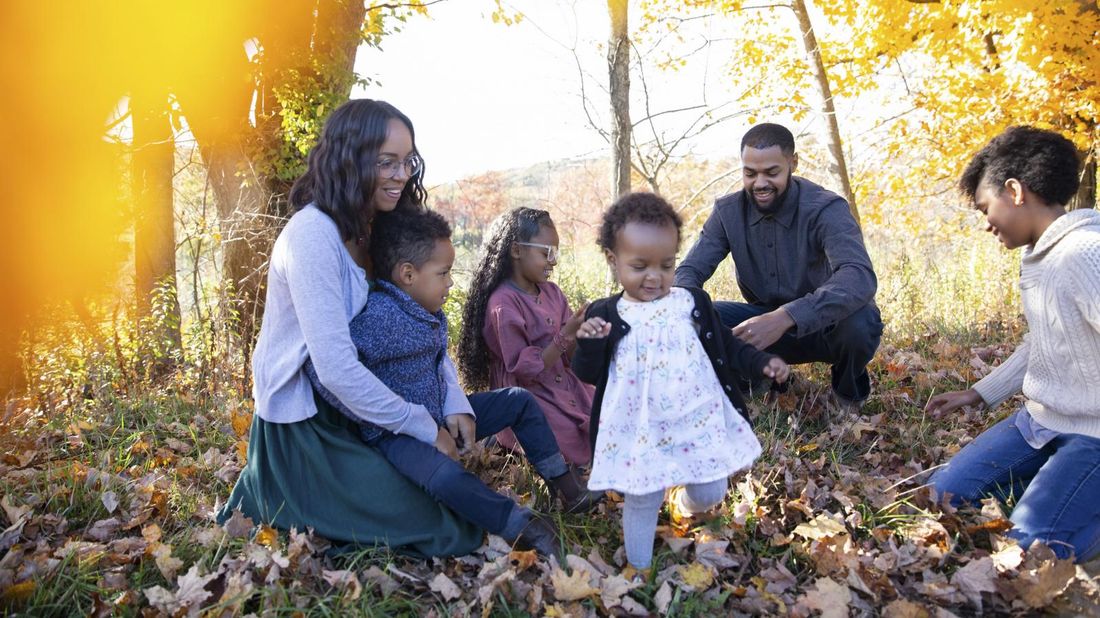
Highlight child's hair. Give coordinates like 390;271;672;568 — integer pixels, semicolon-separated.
597;192;683;252
369;208;451;283
457;207;554;392
288;99;427;244
741;123;796;156
959;126;1081;207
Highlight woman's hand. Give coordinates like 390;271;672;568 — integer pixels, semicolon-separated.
925;388;983;417
446;414;477;454
762;357;790;384
576;317;612;339
435;427;460;461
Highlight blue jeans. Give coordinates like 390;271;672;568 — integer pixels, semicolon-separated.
714;301;882;401
370;387;568;535
930;410;1100;561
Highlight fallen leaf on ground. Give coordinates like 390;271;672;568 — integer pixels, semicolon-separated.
222;509;253;539
797;577;852;618
550;566;599;601
429;572;462;601
654;581;673;614
792;513;847;541
322;569;362;601
599;574;641;608
951;556;997;610
676;562;715;591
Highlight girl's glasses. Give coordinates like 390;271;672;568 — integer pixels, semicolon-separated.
376;154;423;178
517;242;560;261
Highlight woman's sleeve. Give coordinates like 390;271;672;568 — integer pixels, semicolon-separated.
972;337;1029;408
441;355;474;418
285;223;438;443
485;297;552;386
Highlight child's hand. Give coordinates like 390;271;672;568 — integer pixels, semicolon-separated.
446;413;477;455
562;303;590;339
762;357;790;384
435;427;460;461
576;317;612;339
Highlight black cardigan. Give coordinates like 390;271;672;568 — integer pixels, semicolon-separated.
571;286;775;452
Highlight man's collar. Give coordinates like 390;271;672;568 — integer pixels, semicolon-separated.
747;178;801;228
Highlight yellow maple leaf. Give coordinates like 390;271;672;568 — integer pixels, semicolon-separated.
255;524;278;547
677;562;714;591
550;567;599;602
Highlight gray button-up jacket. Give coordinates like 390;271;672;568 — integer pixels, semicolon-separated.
674;177;877;337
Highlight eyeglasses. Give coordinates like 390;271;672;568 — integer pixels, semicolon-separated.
517;242;560;261
376;154;423;179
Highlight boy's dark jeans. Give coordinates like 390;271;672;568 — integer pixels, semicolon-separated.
714;301;882;402
370;387;568;535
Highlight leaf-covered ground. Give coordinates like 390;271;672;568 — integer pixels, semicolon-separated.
2;335;1098;616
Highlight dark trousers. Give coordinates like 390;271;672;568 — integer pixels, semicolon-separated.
370;387;568;535
714;301;883;401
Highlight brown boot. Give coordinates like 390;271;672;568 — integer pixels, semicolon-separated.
548;466;605;514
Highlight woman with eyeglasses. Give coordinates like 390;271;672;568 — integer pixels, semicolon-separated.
458;208;597;468
216;99;485;555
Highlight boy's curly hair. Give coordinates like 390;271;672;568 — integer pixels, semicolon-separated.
368;207;451;283
597;192;682;252
456;207;553;392
959;126;1081;207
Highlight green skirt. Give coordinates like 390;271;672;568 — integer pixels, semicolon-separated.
217;395;483;557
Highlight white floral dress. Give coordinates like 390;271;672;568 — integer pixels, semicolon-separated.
587;288;762;494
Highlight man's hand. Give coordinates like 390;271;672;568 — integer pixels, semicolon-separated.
445;413;477;454
435;427;460;461
762;357;790;384
731;308;794;350
925;389;983;417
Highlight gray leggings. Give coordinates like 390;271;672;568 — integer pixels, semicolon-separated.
622;478;728;568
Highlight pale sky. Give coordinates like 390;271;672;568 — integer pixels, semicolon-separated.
353;2;753;185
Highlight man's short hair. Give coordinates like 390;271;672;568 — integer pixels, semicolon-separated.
741;123;796;156
369;207;452;282
959;126;1081;206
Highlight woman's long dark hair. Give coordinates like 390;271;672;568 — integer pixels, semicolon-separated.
288;99;427;243
457;207;553;391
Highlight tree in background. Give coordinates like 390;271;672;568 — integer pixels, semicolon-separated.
0;1;430;396
608;0;632;197
675;0;1098;226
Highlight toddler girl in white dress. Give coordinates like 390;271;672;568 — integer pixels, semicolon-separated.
572;192;789;572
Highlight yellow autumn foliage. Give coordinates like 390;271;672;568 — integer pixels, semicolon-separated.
641;0;1098;224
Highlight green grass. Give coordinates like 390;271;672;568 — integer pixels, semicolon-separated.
5;219;1094;615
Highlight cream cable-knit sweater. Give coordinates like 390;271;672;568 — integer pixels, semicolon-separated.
972;209;1100;439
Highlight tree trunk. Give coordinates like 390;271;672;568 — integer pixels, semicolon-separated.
317;0;368;92
1069;144;1097;211
175;36;272;349
131;88;182;365
608;0;631;198
790;0;859;224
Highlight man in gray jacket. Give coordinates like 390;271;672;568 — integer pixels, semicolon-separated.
675;123;882;410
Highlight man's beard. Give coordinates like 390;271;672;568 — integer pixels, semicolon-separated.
747;170;793;214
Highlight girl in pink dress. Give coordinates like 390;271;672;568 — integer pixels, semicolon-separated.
457;208;595;466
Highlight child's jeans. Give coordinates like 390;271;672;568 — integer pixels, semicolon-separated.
622;479;728;568
370;387;569;537
930;408;1100;561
